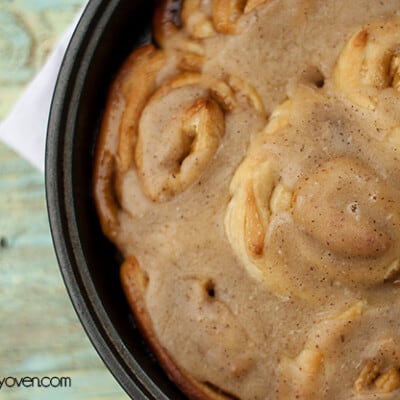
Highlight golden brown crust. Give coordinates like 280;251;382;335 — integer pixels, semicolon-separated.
93;44;165;238
93;149;118;238
153;0;183;47
120;257;239;400
92;46;147;238
212;0;247;34
181;0;216;38
333;16;400;111
116;45;167;175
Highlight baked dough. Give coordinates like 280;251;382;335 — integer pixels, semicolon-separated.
333;17;400;111
225;85;400;302
94;1;400;399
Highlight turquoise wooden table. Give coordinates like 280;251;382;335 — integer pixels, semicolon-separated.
0;1;128;399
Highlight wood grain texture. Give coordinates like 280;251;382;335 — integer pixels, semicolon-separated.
0;1;129;399
0;0;83;117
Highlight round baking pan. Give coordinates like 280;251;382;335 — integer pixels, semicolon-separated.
45;0;186;398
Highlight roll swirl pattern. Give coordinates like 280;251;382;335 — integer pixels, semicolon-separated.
94;43;264;239
334;17;400;111
278;302;400;399
134;71;233;202
224;84;400;302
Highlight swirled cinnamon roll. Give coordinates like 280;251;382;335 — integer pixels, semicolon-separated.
133;71;233;202
225;84;400;302
279;303;400;399
278;302;364;399
94;43;264;239
333;17;400;112
333;17;400;149
120;257;263;400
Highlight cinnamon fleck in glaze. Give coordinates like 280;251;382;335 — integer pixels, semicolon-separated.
94;1;400;399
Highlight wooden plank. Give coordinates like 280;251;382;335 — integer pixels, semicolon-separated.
0;1;84;117
0;144;129;400
0;1;130;398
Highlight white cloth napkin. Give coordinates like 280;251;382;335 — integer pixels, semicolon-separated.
0;10;84;172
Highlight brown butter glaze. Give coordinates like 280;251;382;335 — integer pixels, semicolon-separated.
94;1;400;399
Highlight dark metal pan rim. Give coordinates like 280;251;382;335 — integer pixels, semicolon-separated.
45;1;185;399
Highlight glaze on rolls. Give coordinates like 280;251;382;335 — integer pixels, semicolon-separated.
333;17;400;149
333;17;400;111
93;1;400;399
134;71;232;202
279;303;400;399
94;43;264;237
225;84;400;302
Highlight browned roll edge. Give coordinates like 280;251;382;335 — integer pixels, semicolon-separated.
92;50;136;239
93;44;161;239
120;257;241;400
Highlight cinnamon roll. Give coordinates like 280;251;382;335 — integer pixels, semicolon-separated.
225;85;400;301
93;1;400;399
94;43;264;238
278;302;364;399
279;303;400;399
120;257;258;400
134;71;233;202
333;17;400;111
333;17;400;149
